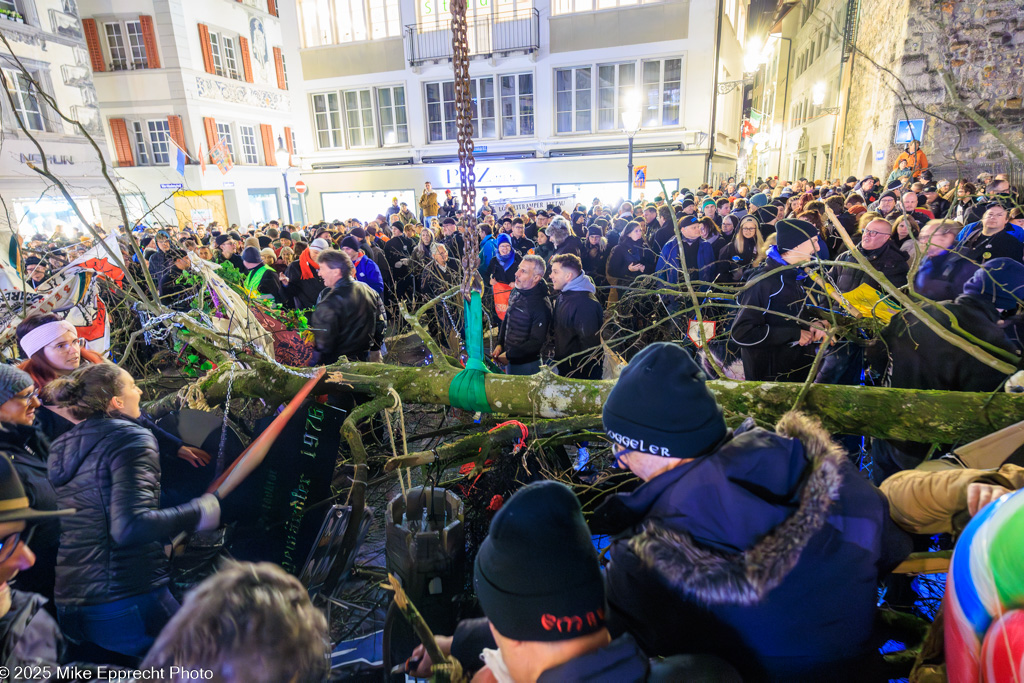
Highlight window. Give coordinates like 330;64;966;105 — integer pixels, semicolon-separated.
555;67;591;134
426;77;502;142
132;121;150;165
216;122;235;159
103;20;149;70
279;52;288;89
641;57;680;127
553;0;662;15
500;73;533;137
597;62;635;131
209;32;224;77
0;0;17;11
239;125;259;164
5;70;45;131
344;89;376;147
148;119;170;164
223;37;239;80
105;23;127;70
298;0;400;48
376;85;408;145
312;92;343;148
289;129;298;155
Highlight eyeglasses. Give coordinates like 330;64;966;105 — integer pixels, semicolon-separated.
46;338;85;353
0;526;33;564
11;389;39;403
862;230;891;238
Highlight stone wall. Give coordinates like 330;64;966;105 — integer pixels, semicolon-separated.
840;0;1024;182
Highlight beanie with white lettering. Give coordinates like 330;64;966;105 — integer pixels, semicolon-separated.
603;342;726;459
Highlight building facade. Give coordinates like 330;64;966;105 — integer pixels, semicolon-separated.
79;0;307;229
295;0;750;222
0;0;114;237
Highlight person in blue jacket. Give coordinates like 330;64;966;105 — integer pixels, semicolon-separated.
477;223;498;277
592;343;912;682
655;216;715;285
339;235;384;295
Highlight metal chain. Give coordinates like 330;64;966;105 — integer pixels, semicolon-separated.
215;357;235;477
451;0;481;299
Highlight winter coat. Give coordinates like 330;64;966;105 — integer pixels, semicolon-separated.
48;417;205;606
595;412;910;682
881;294;1021;393
717;237;758;283
496;281;552;365
147;248;172;284
551;274;604;379
419;260;458;301
580;241;609;287
830;240;910;293
655;237;715;285
731;259;819;382
607;237;656;283
352;253;385;295
0;590;63;674
282;260;327;310
880;462;1024;536
385;234;416;282
532;241;555;262
486;250;520;287
0;425;59;600
440;197;459;218
478;235;498;275
511;235;535;256
958;226;1024;264
554;235;584;259
419;190;438;217
310;277;387;364
894;148;928;177
442;231;465;262
158;266;193;312
913;250;978;302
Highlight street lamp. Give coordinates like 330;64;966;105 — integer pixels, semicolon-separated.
275;136;293;225
622;103;642;203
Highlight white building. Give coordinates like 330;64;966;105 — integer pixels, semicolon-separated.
295;0;750;222
0;0;114;237
79;0;308;229
763;0;849;184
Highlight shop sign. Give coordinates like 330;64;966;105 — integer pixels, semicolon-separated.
19;153;73;165
160;183;183;190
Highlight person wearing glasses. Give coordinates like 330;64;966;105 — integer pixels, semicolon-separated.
0;446;74;673
0;366;65;603
829;217;910;293
14;315;209;469
45;363;221;664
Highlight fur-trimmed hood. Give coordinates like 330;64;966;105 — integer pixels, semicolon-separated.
623;411;848;606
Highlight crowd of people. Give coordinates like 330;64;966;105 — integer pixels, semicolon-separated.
3;151;1024;680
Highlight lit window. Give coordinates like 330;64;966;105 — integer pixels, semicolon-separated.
641;57;681;127
148;119;170;164
239;125;259;164
426;75;524;142
501;73;533;137
298;0;401;47
596;62;635;131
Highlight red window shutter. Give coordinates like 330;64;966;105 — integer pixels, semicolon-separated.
284;127;293;154
272;47;286;90
109;119;134;167
167;115;187;157
198;24;215;74
238;36;253;83
268;0;278;16
138;16;161;69
260;124;276;166
83;19;105;72
203;117;218;152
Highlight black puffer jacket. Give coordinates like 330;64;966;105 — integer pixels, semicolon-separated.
310;277;387;364
48;417;205;606
496;281;552;365
0;424;59;600
552;275;604;379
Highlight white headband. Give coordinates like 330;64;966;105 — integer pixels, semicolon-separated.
19;320;78;359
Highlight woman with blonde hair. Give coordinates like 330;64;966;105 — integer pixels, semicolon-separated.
718;215;764;282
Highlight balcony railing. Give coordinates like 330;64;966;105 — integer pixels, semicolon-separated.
405;9;539;66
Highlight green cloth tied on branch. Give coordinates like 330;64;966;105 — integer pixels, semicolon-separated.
448;291;491;413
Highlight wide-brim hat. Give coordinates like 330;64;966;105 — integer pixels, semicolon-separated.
0;456;74;523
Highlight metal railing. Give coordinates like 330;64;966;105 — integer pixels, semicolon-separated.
405;9;539;66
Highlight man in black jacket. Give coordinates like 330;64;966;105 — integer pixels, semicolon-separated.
493;255;551;375
281;238;328;310
310;249;387;364
549;254;603;379
384;223;417;305
440;218;464;262
214;234;245;272
829;217;909;292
